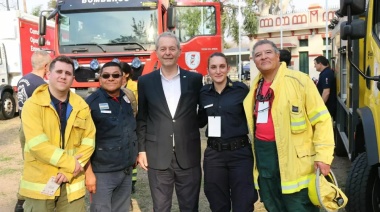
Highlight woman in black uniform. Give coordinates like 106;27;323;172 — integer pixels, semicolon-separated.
198;52;257;212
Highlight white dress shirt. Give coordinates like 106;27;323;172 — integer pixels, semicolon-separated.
160;68;181;148
160;68;181;118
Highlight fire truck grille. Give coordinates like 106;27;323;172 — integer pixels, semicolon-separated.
75;67;97;82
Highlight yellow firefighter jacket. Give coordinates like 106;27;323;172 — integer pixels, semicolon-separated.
243;62;335;194
20;84;95;202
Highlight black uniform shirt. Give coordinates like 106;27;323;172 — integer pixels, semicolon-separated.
317;67;337;116
50;91;70;148
198;78;249;140
86;88;137;172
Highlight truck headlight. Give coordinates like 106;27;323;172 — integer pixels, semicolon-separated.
90;59;100;71
132;57;141;69
73;59;79;70
112;58;120;64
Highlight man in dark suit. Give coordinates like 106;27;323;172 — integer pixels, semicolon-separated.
137;32;203;211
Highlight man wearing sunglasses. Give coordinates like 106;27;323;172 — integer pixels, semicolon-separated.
85;62;137;212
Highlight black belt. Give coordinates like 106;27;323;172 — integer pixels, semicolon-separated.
207;136;250;152
123;166;132;175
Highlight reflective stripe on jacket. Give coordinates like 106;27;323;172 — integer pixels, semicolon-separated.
244;62;334;194
20;84;95;202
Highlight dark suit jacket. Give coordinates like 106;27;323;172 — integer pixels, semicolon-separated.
137;68;203;170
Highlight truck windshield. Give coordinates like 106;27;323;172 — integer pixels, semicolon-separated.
58;10;158;51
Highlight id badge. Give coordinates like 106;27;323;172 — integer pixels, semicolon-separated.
123;95;130;103
99;103;109;110
257;101;269;123
208;116;221;137
41;176;60;196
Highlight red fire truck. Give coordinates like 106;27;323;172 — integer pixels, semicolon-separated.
39;0;222;97
0;10;54;120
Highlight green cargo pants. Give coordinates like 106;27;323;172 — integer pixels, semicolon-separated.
17;124;25;201
254;138;319;212
24;185;85;212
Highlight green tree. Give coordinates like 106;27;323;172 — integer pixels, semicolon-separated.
169;0;261;45
221;0;271;44
48;0;57;9
243;0;259;38
30;0;56;17
31;4;42;16
177;7;201;37
131;17;147;41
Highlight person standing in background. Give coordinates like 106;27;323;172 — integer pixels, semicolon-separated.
121;62;138;100
279;49;291;67
314;56;337;119
14;50;51;212
120;61;138;194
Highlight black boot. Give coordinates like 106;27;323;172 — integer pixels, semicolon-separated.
14;199;24;212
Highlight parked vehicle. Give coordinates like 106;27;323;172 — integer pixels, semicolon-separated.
0;10;54;119
39;0;223;97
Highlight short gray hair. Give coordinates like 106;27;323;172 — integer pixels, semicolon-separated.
252;40;280;55
31;50;51;70
155;32;181;50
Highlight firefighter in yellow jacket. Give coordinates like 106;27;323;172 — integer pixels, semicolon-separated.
19;55;95;212
244;40;334;211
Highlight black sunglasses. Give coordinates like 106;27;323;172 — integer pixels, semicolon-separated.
101;73;122;79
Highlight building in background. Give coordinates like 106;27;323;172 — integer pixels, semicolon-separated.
249;3;339;80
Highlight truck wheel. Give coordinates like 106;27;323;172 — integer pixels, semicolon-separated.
0;91;15;120
345;152;380;212
334;126;347;157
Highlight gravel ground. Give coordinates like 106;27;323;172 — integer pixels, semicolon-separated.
0;116;350;212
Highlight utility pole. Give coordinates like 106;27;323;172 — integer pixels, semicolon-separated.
238;0;242;82
325;0;329;59
280;0;283;49
6;0;10;11
23;0;27;13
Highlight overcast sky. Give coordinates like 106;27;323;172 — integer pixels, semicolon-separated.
0;0;49;12
0;0;340;13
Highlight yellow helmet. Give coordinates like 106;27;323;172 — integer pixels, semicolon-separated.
308;168;348;211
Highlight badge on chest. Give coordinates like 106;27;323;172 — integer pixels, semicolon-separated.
257;101;269;123
99;103;111;114
208;116;221;137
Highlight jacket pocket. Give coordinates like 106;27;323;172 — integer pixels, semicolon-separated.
294;144;316;176
289;100;307;134
24;154;36;162
146;133;156;142
294;145;316;158
72;118;86;146
94;146;122;165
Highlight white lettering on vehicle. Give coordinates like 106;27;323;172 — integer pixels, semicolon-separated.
30;46;51;52
28;27;53;50
30;37;39;45
31;46;40;51
29;28;39;35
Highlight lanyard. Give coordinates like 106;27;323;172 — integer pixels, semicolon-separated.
254;78;272;113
